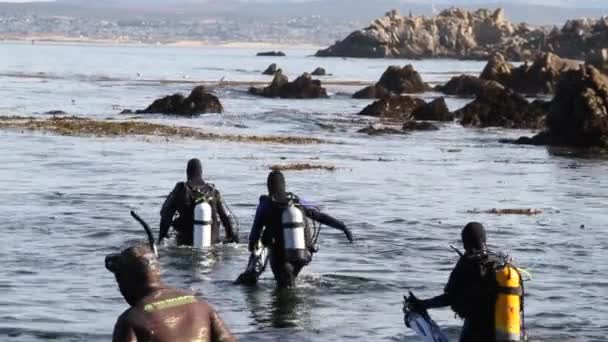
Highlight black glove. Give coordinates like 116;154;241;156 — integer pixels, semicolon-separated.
406;292;426;313
343;227;353;243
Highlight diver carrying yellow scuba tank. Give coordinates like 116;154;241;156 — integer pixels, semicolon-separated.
494;259;526;342
407;222;529;342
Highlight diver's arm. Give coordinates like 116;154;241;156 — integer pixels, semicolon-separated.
420;293;450;309
216;192;239;243
302;207;353;242
158;183;180;243
248;197;269;251
210;309;236;342
112;313;137;342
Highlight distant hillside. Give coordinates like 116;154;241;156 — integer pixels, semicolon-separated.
10;0;607;25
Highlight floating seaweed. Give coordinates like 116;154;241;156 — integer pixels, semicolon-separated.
0;116;325;145
269;163;337;172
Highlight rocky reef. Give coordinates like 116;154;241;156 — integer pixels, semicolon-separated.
480;52;580;94
316;8;543;60
316;8;608;61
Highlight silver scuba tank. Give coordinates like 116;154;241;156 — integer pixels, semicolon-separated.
193;201;212;249
281;204;307;262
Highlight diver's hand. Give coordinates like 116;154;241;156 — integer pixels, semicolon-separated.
343;227;353;243
407;292;426;313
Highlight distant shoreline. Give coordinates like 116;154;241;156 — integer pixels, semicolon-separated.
0;36;322;50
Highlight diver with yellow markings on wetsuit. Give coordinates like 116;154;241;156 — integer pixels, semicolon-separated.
407;222;528;342
106;242;235;342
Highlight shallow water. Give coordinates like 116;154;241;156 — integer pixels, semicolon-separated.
0;42;607;341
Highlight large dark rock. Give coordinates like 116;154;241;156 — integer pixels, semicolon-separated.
136;86;223;115
358;95;426;118
257;51;286;57
455;83;547;129
412;97;453;121
262;63;278;75
249;71;328;99
480;52;581;94
353;65;428;99
435;75;503;97
316;8;541;61
514;65;608;147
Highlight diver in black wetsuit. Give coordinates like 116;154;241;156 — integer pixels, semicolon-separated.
410;222;501;342
158;158;239;245
245;170;353;288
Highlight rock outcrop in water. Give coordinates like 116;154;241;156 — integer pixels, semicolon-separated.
257;51;286;57
136;86;223;115
316;8;542;61
353;65;428;99
262;63;278;75
358;95;425;118
311;67;328;76
455;83;547;129
513;65;608;147
435;75;502;97
480;52;581;94
249;71;328;99
411;97;453;121
358;95;452;121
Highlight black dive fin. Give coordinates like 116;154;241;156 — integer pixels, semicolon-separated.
130;211;158;257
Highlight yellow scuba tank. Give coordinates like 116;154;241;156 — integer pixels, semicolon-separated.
495;264;523;342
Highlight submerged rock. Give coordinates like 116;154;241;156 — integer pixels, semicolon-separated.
353;65;428;99
44;110;67;115
136;86;223;115
357;125;405;135
249;71;328;99
480;52;581;94
514;65;608;147
402;121;439;131
455;83;547;129
358;95;426;118
262;63;278;75
256;51;286;57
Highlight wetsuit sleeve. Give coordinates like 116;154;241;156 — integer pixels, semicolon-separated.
112;312;137;342
159;183;181;243
302;207;346;230
302;206;353;243
422;258;466;309
249;196;269;244
210;309;236;342
215;190;239;243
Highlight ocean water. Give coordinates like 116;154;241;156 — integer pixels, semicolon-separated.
0;42;607;341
